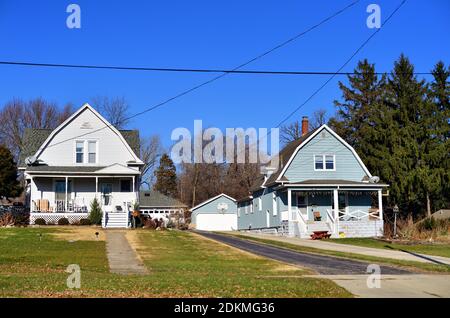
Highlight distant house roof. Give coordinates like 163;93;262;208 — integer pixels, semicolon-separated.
19;127;140;167
190;193;236;211
431;209;450;221
139;191;187;208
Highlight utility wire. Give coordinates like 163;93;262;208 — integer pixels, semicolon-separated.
0;60;432;76
43;0;361;150
273;0;407;129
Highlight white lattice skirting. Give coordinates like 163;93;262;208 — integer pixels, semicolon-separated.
30;213;89;225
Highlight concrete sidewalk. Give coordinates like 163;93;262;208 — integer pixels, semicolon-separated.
106;230;148;275
237;232;450;266
308;274;450;298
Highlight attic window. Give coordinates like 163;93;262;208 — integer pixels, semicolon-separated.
314;154;335;171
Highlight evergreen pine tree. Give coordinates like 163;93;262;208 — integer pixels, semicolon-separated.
0;145;22;199
154;153;178;197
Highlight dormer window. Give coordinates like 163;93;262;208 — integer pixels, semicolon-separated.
314;154;335;171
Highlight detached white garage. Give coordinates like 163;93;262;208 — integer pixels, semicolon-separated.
190;194;237;231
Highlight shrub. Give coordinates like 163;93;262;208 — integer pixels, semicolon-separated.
13;212;29;226
418;217;437;231
89;198;102;225
143;217;157;230
58;218;70;225
0;212;15;227
34;218;46;225
79;218;92;226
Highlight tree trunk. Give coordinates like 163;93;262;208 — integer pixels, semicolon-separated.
426;192;431;217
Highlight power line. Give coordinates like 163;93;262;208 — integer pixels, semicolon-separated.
44;0;361;150
0;60;432;76
274;0;407;129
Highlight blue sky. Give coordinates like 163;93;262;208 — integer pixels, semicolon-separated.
0;0;449;148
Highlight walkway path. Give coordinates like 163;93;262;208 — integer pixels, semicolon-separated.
237;232;450;265
105;230;148;275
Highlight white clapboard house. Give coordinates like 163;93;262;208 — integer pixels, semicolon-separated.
19;103;143;228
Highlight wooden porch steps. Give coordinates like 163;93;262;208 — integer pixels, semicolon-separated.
103;212;129;229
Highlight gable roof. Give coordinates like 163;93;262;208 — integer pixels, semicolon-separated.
139;190;187;208
18;104;141;167
190;193;236;211
250;125;373;191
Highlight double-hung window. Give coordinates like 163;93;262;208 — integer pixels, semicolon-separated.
314;154;335;171
75;140;97;164
88;141;97;163
76;141;84;163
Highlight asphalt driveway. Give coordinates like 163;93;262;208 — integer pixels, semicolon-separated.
195;231;411;275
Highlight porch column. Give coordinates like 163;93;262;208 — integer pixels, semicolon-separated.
287;188;292;221
333;189;339;236
95;177;98;199
65;176;68;212
378;189;383;221
132;176;135;194
29;176;34;211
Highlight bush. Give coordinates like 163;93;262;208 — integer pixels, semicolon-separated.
89;198;102;225
79;218;92;226
34;218;46;225
0;212;15;227
418;217;437;231
58;218;70;225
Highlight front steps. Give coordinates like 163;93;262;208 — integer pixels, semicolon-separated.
102;212;129;228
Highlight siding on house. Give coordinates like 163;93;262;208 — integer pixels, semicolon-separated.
36;106;139;167
238;187;283;230
284;129;368;182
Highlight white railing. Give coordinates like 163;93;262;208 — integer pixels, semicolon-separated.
338;209;381;221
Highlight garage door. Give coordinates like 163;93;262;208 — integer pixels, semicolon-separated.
196;214;237;231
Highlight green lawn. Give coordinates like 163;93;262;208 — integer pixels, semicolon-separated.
0;227;351;297
226;233;450;273
330;238;450;258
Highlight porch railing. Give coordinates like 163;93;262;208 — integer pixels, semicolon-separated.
336;208;381;221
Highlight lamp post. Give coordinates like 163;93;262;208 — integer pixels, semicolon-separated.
393;204;399;238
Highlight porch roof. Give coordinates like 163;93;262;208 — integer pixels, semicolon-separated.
277;179;388;188
25;165;140;175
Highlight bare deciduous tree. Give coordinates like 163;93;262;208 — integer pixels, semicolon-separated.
279;109;329;144
310;108;328;129
280;121;301;145
90;96;130;129
140;135;163;189
0;98;72;160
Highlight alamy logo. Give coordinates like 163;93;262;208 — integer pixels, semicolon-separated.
170;120;279;171
66;4;81;29
366;4;381;29
66;264;81;289
366;264;381;288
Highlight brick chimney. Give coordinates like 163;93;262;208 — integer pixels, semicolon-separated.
301;116;309;136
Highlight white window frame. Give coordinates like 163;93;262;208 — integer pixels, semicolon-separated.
258;197;262;211
237;207;241;218
75;140;85;164
250;201;254;214
245;205;248;215
272;192;277;216
87;140;97;164
74;140;99;165
313;154;336;171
